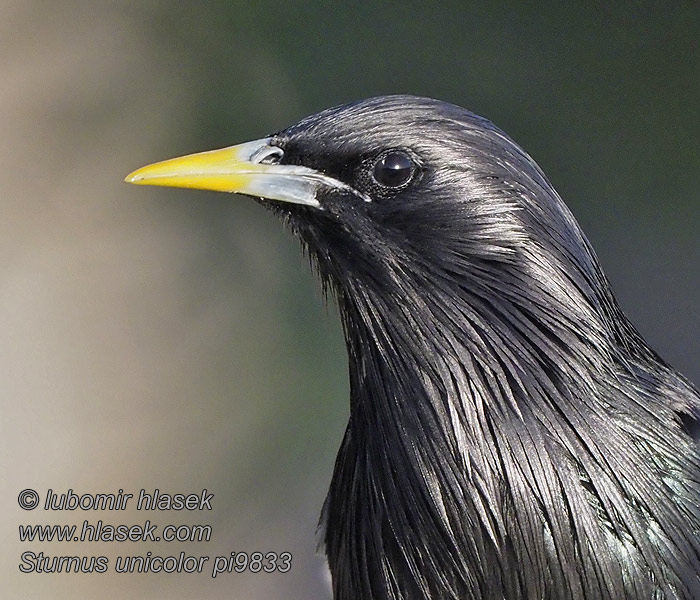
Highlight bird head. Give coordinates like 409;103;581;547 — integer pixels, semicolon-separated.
126;96;606;338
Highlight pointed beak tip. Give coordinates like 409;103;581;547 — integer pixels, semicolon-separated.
124;169;145;185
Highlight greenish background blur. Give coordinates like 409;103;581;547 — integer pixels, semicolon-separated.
3;2;698;599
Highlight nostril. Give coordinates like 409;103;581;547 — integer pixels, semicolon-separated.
251;145;284;165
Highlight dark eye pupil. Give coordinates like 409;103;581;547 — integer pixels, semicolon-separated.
373;151;413;187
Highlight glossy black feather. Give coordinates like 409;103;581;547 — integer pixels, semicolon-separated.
265;96;700;599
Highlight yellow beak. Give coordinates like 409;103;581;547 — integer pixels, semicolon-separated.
125;137;365;208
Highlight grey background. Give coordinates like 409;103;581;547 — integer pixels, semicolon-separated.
3;2;698;599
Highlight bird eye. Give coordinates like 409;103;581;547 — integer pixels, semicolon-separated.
372;151;414;188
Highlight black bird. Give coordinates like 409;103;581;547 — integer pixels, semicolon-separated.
126;96;700;600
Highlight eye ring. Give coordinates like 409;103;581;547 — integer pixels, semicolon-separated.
372;150;415;188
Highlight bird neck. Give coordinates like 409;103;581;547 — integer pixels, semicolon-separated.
325;275;536;599
322;267;700;600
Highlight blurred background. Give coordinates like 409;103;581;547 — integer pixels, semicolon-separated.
2;2;698;598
